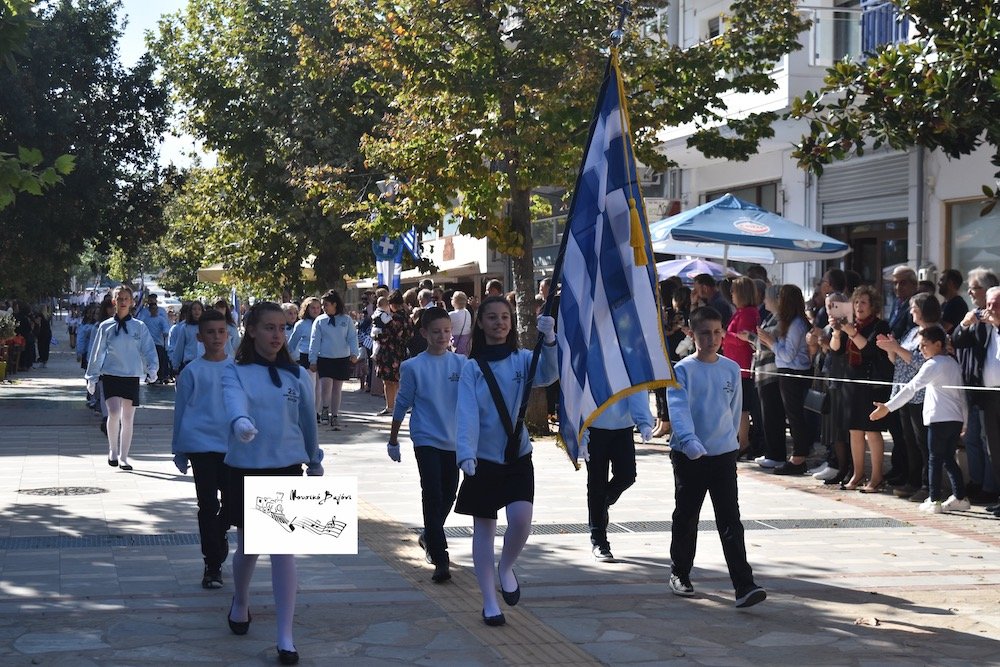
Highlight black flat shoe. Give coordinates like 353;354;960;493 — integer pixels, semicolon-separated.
227;598;251;635
119;463;133;471
107;458;118;467
499;567;520;606
482;609;506;627
277;647;299;665
772;461;807;475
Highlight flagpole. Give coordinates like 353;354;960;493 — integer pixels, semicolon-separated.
514;3;633;432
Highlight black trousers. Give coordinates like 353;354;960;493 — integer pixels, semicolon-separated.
758;381;787;461
898;402;928;489
885;409;908;478
414;446;459;564
154;345;169;382
670;450;755;595
585;427;637;547
980;392;1000;484
927;421;965;502
189;452;230;568
777;370;813;458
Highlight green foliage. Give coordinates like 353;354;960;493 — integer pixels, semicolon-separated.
0;310;16;340
151;0;383;294
0;0;169;297
790;0;1000;210
316;0;806;342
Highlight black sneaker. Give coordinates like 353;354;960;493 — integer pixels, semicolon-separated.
592;544;615;562
431;560;451;583
669;573;695;597
417;533;433;564
735;586;766;608
202;566;224;589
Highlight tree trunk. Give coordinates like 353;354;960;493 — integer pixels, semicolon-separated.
508;186;551;436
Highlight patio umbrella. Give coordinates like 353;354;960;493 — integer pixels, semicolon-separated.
656;258;741;284
649;194;850;264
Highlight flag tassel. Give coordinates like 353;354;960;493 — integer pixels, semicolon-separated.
629;197;647;266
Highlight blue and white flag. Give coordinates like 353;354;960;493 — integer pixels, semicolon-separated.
555;50;676;464
230;286;241;328
372;235;404;289
401;227;421;261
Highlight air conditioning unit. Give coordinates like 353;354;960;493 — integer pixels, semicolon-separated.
644;198;682;220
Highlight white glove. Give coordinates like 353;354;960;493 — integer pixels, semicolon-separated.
387;442;401;462
459;459;477;476
173;454;189;474
371;326;382;337
86;380;97;395
640;425;654;443
146;372;157;384
234;417;258;443
578;430;591;462
684;441;708;460
306;461;324;476
537;315;556;343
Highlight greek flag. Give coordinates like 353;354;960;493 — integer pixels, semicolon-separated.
555;51;676;464
401;227;421;261
372;235;403;289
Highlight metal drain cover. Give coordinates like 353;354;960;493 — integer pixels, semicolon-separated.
18;487;109;496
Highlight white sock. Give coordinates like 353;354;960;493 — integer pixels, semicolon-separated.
271;554;297;651
472;517;501;616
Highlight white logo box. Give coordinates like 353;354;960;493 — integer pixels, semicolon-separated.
243;476;359;555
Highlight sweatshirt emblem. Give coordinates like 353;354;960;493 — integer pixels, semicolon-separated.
723;380;735;396
448;372;460;382
284;387;300;403
513;370;524;384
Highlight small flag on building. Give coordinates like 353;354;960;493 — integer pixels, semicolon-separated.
372;235;404;289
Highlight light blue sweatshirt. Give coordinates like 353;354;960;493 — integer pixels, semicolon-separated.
166;321;184;361
85;317;159;382
589;391;655;431
222;362;322;470
172;356;234;455
76;322;95;359
287;318;315;356
456;345;558;465
170;323;203;369
138;309;170;346
666;354;742;457
773;316;811;370
308;313;359;364
393;350;466;451
224;323;241;358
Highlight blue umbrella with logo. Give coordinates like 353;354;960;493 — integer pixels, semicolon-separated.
649;194;850;264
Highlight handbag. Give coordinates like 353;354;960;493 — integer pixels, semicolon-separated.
803;387;830;414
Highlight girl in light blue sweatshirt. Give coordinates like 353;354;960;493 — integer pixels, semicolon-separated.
308;290;359;430
454;296;557;627
287;297;322;421
169;300;204;372
221;301;322;666
85;285;158;470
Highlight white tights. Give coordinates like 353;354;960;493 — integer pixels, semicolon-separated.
319;378;345;416
105;397;135;464
472;501;533;617
230;529;297;651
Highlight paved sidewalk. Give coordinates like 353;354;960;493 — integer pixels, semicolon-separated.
1;341;999;665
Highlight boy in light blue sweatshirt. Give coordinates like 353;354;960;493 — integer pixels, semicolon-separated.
666;306;766;609
387;307;466;583
579;391;654;563
171;308;233;589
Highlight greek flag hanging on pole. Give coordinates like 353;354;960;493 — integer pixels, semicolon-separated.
555;48;676;464
372;235;404;289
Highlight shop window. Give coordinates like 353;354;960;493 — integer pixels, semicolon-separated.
948;201;1000;279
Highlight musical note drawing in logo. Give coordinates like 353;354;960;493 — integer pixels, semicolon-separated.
255;493;347;538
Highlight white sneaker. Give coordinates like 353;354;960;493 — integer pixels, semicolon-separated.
814;466;840;481
919;499;943;514
941;495;971;512
756;458;782;469
808;463;829;476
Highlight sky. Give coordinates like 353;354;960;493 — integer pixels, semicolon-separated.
117;0;211;168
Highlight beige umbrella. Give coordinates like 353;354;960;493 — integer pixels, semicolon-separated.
196;257;316;284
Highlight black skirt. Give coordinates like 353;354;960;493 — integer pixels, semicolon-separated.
100;375;140;405
316;356;352;380
225;464;303;529
455;453;534;519
298;352;310;369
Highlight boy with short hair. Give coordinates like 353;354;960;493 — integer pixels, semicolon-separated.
666;306;766;608
387;307;466;583
171;308;234;589
871;326;970;513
